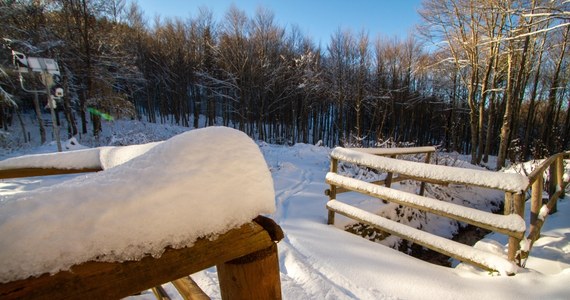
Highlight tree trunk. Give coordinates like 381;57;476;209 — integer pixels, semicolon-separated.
522;36;546;159
496;53;514;170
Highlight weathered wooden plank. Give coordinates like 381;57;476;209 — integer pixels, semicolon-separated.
0;167;102;179
0;221;276;300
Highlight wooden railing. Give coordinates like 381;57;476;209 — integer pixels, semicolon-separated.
325;146;537;275
520;151;569;266
0;167;284;299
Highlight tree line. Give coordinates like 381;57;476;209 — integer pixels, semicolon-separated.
0;0;568;169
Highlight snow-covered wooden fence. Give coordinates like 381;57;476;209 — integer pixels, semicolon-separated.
521;151;570;267
0;212;283;299
0;128;284;299
325;147;532;275
0;168;283;299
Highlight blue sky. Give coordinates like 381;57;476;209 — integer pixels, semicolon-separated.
131;0;423;45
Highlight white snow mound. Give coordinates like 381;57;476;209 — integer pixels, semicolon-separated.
0;127;275;283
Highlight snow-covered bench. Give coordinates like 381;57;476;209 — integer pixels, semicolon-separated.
0;127;283;299
326;147;529;275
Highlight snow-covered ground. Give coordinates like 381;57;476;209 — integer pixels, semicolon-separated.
1;119;569;299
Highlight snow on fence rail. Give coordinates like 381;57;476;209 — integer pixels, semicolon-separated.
0;127;284;299
331;147;529;193
0;142;160;179
325;146;535;275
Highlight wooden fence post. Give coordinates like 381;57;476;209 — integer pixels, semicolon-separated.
505;192;515;261
327;158;338;225
506;192;525;264
549;160;559;214
504;192;513;216
530;174;543;238
384;155;396;188
419;152;432;196
556;156;565;199
513;193;525;265
217;243;281;300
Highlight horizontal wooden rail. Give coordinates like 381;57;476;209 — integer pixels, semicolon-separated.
0;217;283;300
526;151;569;186
331;147;529;193
327;200;518;275
326;174;450;195
326;173;526;239
0;167;103;179
346;146;436;156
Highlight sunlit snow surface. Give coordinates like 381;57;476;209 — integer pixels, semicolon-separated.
0;127;275;283
0;120;569;299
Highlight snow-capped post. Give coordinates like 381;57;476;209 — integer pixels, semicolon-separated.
11;51;63;152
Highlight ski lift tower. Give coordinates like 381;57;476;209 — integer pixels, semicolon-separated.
12;51;64;152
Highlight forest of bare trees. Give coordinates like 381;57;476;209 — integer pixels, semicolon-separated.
0;0;569;169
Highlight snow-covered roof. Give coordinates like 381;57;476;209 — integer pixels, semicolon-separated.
0;127;275;283
331;147;529;192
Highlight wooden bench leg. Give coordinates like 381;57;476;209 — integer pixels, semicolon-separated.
217;243;281;300
151;285;171;300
